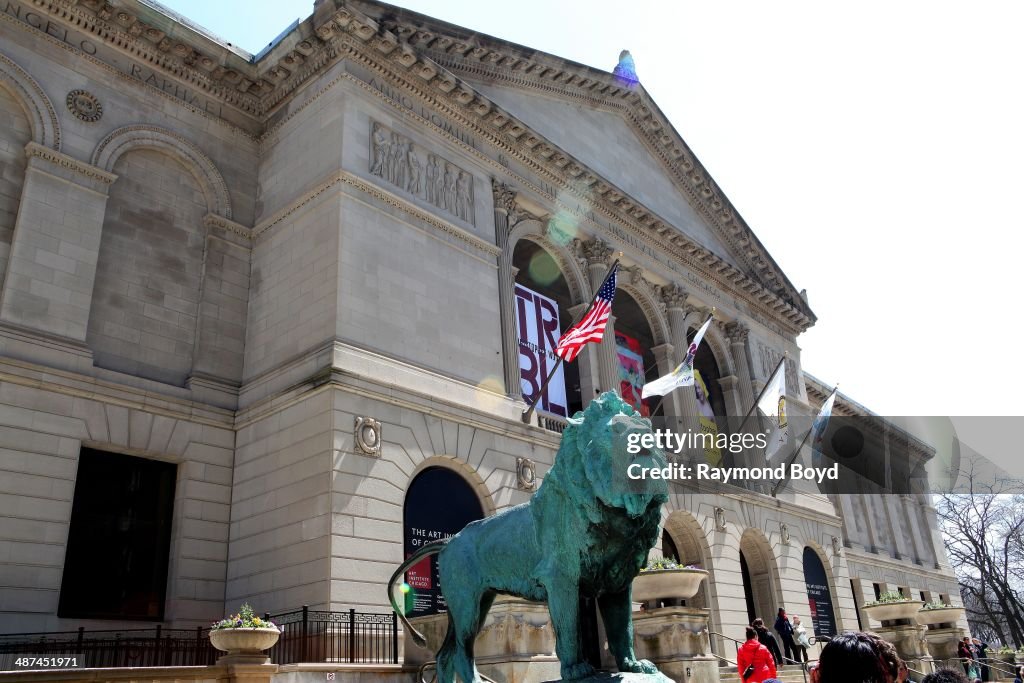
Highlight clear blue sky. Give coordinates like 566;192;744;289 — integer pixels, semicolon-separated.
158;0;1024;419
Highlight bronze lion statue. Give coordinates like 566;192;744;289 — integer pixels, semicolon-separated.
388;392;670;682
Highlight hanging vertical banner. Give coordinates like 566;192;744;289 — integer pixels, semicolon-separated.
515;284;567;416
615;331;649;416
802;547;838;638
694;370;723;467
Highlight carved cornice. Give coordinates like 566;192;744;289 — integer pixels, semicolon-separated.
24;142;117;187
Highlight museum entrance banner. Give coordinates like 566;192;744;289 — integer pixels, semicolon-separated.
404;467;484;616
802;546;838;638
515;283;568;417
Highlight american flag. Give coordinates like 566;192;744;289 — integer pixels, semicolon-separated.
554;262;619;362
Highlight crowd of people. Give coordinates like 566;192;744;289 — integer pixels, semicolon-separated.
735;608;1023;683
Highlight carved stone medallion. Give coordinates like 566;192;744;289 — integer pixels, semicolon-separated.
354;416;382;456
66;90;103;122
516;457;537;491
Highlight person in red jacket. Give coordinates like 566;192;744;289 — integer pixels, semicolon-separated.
739;626;778;683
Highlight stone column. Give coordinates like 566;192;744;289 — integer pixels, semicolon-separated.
724;321;755;415
660;284;701;445
0;143;116;371
492;181;521;399
581;239;618;395
650;342;682;432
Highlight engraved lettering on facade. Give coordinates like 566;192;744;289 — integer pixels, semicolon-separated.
370;121;475;225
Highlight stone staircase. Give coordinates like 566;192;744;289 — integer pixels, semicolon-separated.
718;664;809;683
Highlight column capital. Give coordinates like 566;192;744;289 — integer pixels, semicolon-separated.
491;178;520;225
658;282;689;310
724;321;750;345
579;237;614;266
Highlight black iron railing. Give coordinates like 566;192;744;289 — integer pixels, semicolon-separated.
0;606;400;670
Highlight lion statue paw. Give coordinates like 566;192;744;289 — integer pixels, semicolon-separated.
562;661;597;680
618;658;659;674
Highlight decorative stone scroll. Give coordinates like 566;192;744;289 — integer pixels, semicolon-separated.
370;121;474;225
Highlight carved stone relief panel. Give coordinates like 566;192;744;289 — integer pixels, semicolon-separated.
369;121;474;225
757;342;800;391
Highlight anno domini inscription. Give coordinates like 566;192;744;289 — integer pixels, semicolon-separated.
369;121;475;226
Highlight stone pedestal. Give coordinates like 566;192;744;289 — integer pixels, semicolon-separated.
923;627;964;663
872;625;931;672
404;598;561;683
631;607;717;683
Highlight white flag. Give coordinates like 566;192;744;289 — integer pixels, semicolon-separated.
759;361;789;460
641;316;713;399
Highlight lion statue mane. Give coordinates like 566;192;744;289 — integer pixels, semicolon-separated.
388;392;670;682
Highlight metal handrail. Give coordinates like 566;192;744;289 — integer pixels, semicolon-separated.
936;656;1020;679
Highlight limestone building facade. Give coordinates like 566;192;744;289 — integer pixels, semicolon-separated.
0;0;963;660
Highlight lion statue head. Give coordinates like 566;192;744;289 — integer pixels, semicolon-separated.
540;392;669;519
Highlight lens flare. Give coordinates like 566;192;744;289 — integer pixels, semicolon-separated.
547;211;579;246
528;251;561;287
400;583;411;594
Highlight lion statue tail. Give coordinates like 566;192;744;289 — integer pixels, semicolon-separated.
387;539;448;647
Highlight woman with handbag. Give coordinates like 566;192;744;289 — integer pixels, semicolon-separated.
739;626;778;683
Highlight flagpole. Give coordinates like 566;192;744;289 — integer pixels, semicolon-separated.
770;385;838;498
734;352;787;436
521;259;620;424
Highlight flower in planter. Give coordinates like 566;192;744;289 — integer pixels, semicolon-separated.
212;603;280;631
920;600;960;610
864;591;913;607
640;556;680;572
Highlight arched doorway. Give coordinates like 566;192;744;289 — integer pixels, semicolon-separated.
739;530;782;626
662;510;715;611
512;239;582;417
403;467;485;616
802;546;838;638
613;291;662;423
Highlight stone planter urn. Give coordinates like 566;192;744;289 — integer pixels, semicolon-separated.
860;600;924;624
209;627;281;664
633;568;709;603
916;606;965;627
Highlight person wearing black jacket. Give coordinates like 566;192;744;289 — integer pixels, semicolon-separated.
775;608;797;664
753;617;784;666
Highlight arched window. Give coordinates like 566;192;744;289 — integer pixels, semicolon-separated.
403;467;485;616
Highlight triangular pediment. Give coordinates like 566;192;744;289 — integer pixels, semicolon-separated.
464;79;740;266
